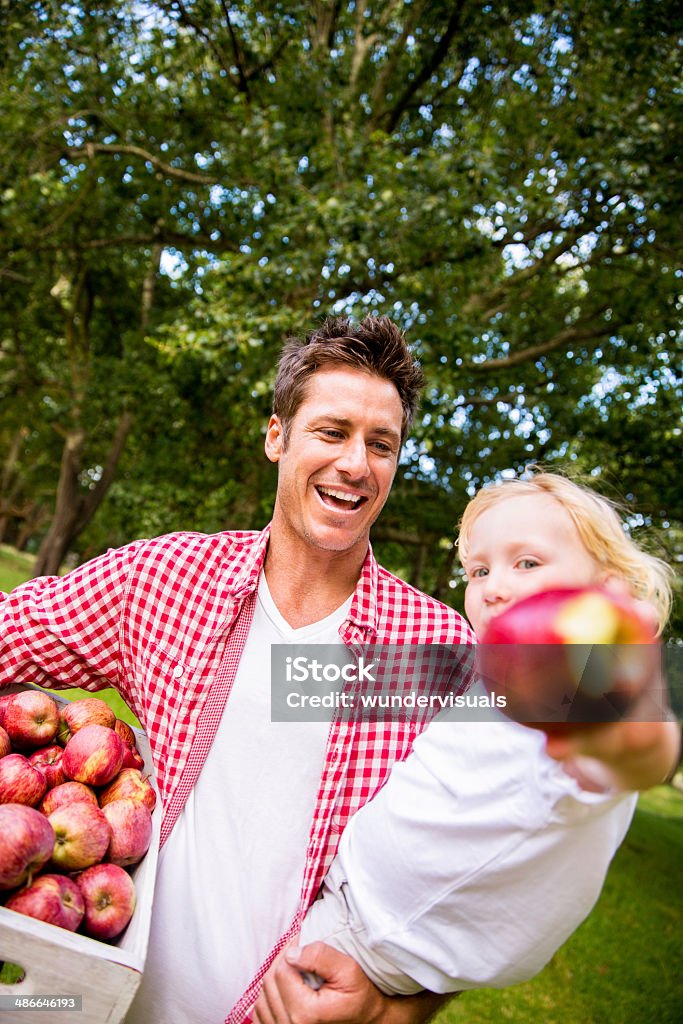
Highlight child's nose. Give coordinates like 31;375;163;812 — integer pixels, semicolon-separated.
483;571;509;604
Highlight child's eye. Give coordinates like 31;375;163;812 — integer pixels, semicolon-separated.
517;558;540;570
468;567;489;579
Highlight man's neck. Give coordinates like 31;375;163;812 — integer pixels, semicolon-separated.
264;535;367;630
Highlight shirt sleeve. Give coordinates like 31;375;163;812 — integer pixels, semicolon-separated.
306;712;636;994
0;541;146;707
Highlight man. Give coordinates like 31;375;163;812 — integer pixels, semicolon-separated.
1;315;474;1024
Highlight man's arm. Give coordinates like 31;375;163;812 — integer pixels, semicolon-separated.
252;943;453;1024
0;543;142;694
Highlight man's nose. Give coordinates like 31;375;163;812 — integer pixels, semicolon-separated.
335;437;370;478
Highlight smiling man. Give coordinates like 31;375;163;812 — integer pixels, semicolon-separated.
0;314;475;1024
263;361;405;626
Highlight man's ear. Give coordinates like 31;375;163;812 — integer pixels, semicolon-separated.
265;415;284;463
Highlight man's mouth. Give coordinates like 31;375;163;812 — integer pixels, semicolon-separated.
315;485;369;512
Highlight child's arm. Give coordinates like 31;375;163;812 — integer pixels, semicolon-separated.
545;717;682;793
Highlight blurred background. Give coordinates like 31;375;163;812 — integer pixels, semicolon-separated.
0;7;681;1017
0;0;680;633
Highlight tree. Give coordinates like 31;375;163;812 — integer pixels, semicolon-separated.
1;1;680;630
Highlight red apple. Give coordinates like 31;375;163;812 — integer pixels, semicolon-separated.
48;802;111;871
478;587;660;730
77;862;136;941
114;719;137;750
40;780;99;816
0;804;55;889
5;873;85;932
0;724;10;758
4;690;59;749
99;768;157;813
102;798;153;867
58;698;117;746
0;753;47;806
62;724;125;787
28;745;67;790
0;693;15;728
120;745;145;771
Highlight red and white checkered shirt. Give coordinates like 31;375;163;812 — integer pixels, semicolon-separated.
1;526;475;1022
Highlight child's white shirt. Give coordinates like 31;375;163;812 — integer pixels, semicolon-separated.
300;687;636;994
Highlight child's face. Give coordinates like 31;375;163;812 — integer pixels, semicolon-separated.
463;493;602;635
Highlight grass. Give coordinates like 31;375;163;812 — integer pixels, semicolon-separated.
2;547;682;1017
436;785;683;1024
0;545;36;592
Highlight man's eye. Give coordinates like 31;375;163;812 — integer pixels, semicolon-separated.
320;429;344;439
370;441;394;454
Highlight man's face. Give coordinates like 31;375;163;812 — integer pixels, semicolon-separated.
266;365;404;558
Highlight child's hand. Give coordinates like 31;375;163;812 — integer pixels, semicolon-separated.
544;717;681;793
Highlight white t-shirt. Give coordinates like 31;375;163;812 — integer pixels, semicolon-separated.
126;575;351;1024
300;687;637;995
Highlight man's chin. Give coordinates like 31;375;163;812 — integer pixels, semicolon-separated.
303;520;372;555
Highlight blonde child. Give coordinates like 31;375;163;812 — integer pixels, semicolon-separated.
255;470;679;1014
459;470;677;791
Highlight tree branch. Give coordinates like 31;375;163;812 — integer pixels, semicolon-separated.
223;0;251;98
371;525;427;546
381;2;467;134
365;0;426;130
63;143;220;185
463;229;586;318
169;0;236;82
35;228;240;255
0;267;31;284
73;410;135;535
349;0;408;94
469;315;614;372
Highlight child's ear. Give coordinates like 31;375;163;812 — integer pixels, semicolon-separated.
598;573;632;597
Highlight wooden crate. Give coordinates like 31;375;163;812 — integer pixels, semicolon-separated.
0;685;160;1024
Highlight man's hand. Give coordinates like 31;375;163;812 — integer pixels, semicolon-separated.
251;941;451;1024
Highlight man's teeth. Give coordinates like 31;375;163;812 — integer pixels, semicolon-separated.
317;486;365;508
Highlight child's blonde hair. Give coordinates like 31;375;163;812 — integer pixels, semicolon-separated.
457;468;674;633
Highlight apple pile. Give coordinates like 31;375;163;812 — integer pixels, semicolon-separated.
0;691;156;942
477;587;660;731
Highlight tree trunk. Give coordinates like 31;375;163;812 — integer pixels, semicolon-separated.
0;427;29;543
14;504;50;552
33;411;134;576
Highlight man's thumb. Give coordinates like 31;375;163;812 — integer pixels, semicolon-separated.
285;942;328;989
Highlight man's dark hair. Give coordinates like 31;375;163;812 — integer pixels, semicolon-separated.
273;314;425;445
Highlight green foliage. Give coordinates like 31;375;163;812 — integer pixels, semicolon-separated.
0;2;680;628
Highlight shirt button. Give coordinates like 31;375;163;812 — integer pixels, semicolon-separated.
172;665;184;679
